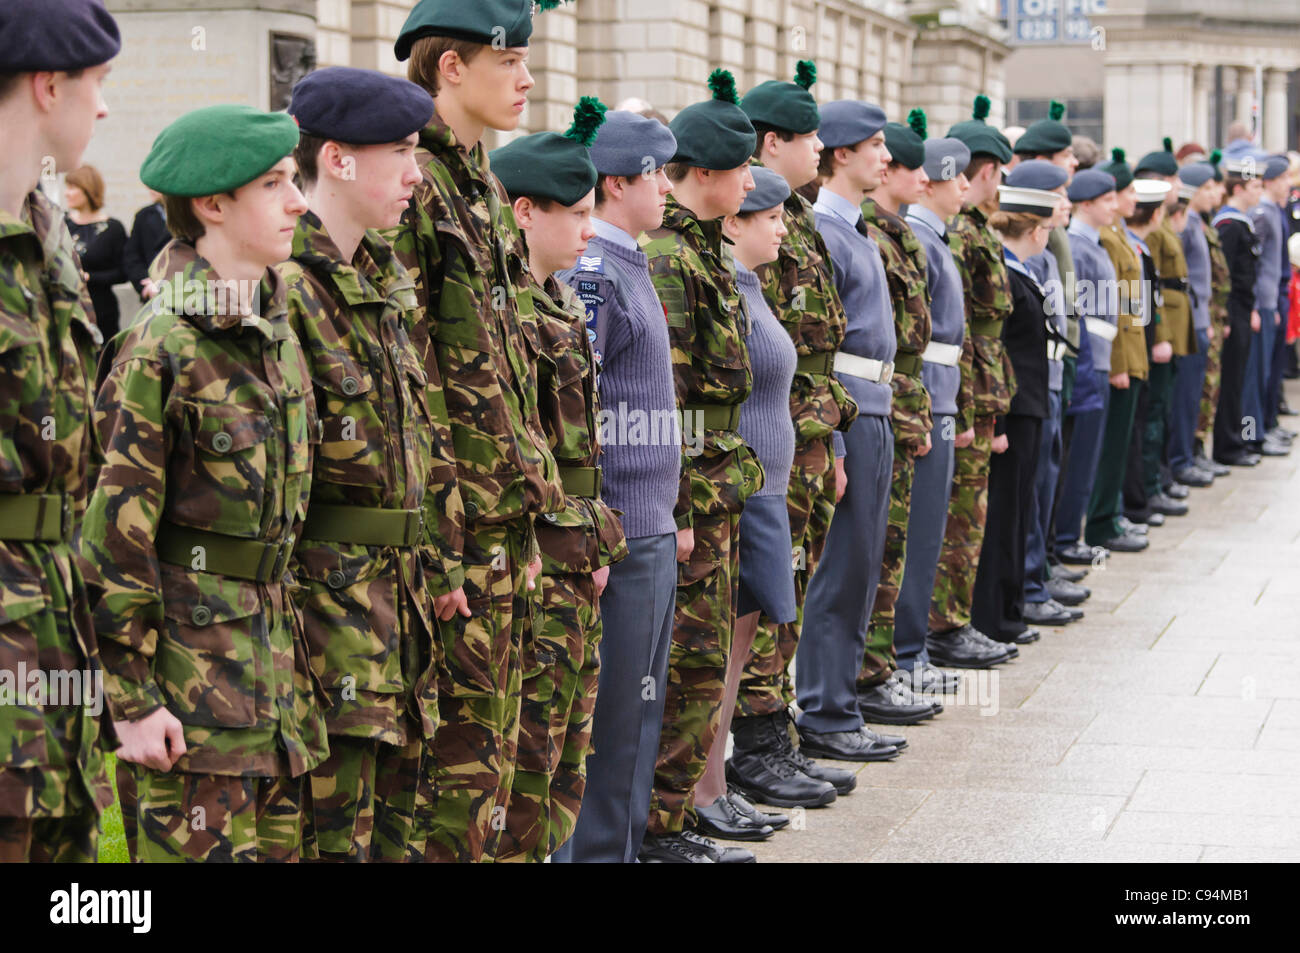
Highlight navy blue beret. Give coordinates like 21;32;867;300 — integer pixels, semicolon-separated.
739;166;791;213
0;0;120;72
1177;163;1215;188
1067;168;1117;202
922;138;971;181
589;110;677;177
1006;159;1069;192
1263;155;1290;181
818;101;888;150
289;67;434;145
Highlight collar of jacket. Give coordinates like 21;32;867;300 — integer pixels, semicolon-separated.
291;210;405;307
419;112;491;199
150;239;290;340
662;195;730;254
1;191;83;299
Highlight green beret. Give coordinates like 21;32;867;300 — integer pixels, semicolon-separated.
490;96;606;207
1135;137;1179;176
140;105;299;198
670;69;757;171
740;60;820;136
1100;147;1134;191
395;0;570;62
1014;100;1072;155
884;109;927;170
946;94;1013;163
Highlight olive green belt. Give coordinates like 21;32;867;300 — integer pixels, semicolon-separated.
795;352;834;376
0;493;72;543
301;501;424;548
155;521;295;584
970;317;1004;338
558;466;602;499
893;351;923;377
681;403;741;431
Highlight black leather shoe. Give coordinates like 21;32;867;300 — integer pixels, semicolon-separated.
1260;437;1290;456
1216;451;1260;467
966;625;1019;658
797;725;900;762
863;725;908;749
996;626;1041;644
726;786;789;831
1197;454;1231;476
1146;511;1167;526
888;669;942;715
1118;516;1149;535
897;662;961;696
770;710;857;796
728;714;838;807
1046;577;1090;605
1097;532;1149;552
926;625;1010;668
1266;427;1295;442
1173;466;1212;487
1164;481;1191;499
639;831;717;863
686;829;756;863
856;681;936;725
695;795;774;842
1148;492;1189;516
1024;599;1073;625
1278;400;1299;415
1048;560;1088;583
1059;540;1105;565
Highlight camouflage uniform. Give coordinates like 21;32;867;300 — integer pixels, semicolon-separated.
1198;218;1231;445
0;189;111;863
497;276;626;863
643;196;763;836
278;212;440;862
859;198;931;688
80;241;329;862
738;182;856;719
389;114;563;862
930;205;1015;634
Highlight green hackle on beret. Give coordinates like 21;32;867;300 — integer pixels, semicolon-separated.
973;94;991;121
1163;137;1173;153
907;108;927;141
708;68;740;105
141;104;299;198
1111;147;1125;164
946;93;1011;162
794;60;816;90
1049;100;1066;121
1209;149;1222;166
564;95;607;148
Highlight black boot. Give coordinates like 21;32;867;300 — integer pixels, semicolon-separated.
728;712;838;808
774;709;858;794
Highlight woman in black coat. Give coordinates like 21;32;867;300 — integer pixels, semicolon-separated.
65;164;127;342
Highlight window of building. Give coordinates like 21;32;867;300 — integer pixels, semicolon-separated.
1007;97;1103;146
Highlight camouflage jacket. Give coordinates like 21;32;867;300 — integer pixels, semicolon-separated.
949;205;1015;426
751;171;858;445
641;196;763;527
530;274;627;575
80;241;328;778
388;113;562;560
279;212;439;744
1204;217;1231;331
0;189;109;818
1099;224;1149;381
862;197;933;449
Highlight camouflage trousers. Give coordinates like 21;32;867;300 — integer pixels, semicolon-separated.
736;435;835;718
1197;325;1224;445
929;414;996;633
647;509;740;835
415;521;531;863
128;766;305;862
859;441;917;688
497;571;601;863
0;811;98;862
303;734;422;862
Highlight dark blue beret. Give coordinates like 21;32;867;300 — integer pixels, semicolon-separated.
818;100;887;150
922;138;971;181
0;0;120;72
289;67;434;145
396;0;570;61
1067;168;1117;202
740;166;791;213
1263;155;1290;181
589;111;677;176
1006;159;1069;192
1177;163;1215;189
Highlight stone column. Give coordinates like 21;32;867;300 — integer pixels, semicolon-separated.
1263;67;1289;153
1192;65;1210;148
96;1;317;222
1236;65;1256;132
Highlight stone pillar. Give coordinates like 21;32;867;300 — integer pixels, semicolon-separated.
96;1;317;223
1192;65;1210;148
1263;67;1289;153
1236;65;1256;132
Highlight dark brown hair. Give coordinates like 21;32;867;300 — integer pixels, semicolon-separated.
593;173;639;208
964;154;1001;182
162;190;237;242
292;133;327;189
988;209;1044;239
751;123;798;161
407;35;487;97
1126;204;1160;227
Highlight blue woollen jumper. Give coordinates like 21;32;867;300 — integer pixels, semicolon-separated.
735;260;797;497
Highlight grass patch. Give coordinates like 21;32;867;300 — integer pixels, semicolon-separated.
99;752;129;864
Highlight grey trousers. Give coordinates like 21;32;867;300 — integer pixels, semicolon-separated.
795;413;893;734
550;531;677;863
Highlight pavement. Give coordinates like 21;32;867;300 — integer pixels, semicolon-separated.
748;381;1300;863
